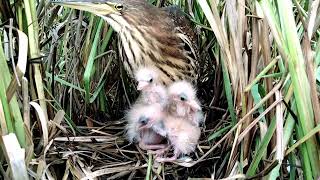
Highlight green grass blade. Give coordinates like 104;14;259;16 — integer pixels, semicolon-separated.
84;18;104;103
100;28;114;53
259;0;320;177
24;0;48;120
208;124;232;141
0;80;13;133
0;32;25;147
251;84;266;122
221;58;237;125
247;116;276;176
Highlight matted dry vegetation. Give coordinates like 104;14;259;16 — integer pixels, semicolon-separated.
0;0;320;179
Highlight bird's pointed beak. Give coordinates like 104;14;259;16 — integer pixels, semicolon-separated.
51;0;119;16
137;81;149;91
187;100;201;111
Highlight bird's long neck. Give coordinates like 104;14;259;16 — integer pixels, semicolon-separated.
101;13;197;85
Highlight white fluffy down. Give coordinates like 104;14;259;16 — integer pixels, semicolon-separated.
135;67;168;106
164;116;201;155
168;80;197;99
175;131;198;154
135;67;158;82
125;103;164;142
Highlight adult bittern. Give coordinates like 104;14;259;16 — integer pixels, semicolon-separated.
52;0;199;85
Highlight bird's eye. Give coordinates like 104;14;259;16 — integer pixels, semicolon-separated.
115;4;123;11
179;93;187;101
149;78;153;83
139;116;149;125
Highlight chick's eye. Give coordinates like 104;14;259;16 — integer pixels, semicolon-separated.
139;116;149;125
179;93;187;101
115;4;123;11
149;78;153;83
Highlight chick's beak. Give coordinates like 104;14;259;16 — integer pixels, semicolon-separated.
137;81;149;91
138;116;150;130
187;100;201;111
51;0;119;16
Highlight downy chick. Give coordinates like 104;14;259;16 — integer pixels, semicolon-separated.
135;67;168;107
126;103;167;150
167;80;204;126
151;115;201;163
139;107;201;162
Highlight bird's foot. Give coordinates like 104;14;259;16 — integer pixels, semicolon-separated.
155;155;177;163
149;145;171;156
139;142;168;150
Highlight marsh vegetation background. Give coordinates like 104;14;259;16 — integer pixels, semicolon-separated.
0;0;320;179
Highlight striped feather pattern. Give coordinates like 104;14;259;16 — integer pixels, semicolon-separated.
102;2;199;85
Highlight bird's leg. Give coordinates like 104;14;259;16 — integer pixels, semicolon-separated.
155;154;178;162
155;149;180;162
149;145;171;157
138;141;168;150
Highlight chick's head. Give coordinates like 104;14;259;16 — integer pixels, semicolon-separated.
168;81;201;111
135;67;159;91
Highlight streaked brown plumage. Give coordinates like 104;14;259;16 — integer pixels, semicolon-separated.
52;0;199;85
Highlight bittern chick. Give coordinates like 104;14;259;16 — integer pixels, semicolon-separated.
135;67;168;107
126;103;167;150
167;80;204;126
148;115;201;163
